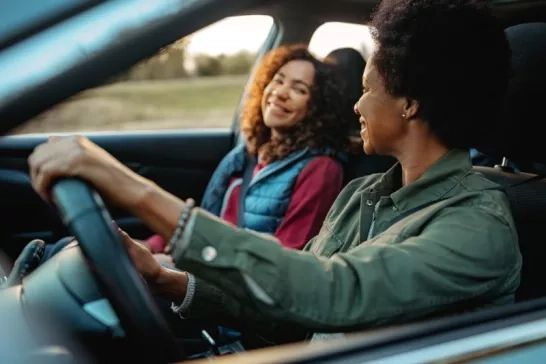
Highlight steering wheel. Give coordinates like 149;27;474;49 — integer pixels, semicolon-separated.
51;178;184;362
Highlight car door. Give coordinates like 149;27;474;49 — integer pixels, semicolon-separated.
0;11;277;261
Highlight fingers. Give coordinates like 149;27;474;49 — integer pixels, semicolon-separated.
31;160;63;201
112;222;147;252
153;254;174;266
28;141;58;199
116;226;133;248
28;136;81;201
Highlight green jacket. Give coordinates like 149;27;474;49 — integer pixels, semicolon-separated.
172;149;521;344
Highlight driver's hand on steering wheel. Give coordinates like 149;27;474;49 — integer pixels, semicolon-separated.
28;135;152;208
30;135;190;300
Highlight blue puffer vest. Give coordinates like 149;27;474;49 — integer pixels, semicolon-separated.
201;143;347;234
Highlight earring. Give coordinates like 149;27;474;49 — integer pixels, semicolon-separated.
402;113;407;119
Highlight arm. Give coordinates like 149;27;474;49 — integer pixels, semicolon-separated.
170;205;520;332
27;137;520;333
274;157;343;249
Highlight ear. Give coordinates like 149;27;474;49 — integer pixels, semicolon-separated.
402;97;419;120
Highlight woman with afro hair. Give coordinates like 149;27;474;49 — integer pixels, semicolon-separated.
29;0;521;349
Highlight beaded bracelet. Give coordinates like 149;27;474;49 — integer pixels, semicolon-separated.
164;198;195;254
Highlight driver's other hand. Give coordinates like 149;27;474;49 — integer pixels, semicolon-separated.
27;135;144;207
116;226;162;284
153;253;175;266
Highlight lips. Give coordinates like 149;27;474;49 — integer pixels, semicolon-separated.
268;100;290;114
359;117;367;130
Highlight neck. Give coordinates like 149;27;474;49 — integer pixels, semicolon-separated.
270;128;282;139
394;134;450;186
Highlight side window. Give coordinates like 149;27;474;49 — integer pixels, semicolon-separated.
12;15;274;135
308;21;373;60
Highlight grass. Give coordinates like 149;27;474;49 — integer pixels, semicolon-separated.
11;75;249;134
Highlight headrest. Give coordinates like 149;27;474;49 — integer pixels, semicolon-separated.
324;47;366;103
324;48;366;139
480;23;546;163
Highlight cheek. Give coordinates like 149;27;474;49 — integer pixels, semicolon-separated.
294;94;311;116
261;90;270;108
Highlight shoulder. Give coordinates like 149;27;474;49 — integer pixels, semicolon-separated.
417;171;519;266
426;200;520;274
457;171;514;226
295;157;344;188
302;156;343;174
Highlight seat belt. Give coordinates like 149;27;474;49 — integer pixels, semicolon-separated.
381;173;546;233
237;152;257;228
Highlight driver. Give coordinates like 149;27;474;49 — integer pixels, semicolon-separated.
27;0;521;347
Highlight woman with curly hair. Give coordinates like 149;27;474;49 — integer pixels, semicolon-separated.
144;45;351;258
28;0;521;350
35;44;351;266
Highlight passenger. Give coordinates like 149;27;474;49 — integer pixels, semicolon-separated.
40;44;352;265
28;0;521;348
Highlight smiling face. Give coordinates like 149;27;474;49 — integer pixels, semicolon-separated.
261;60;315;133
354;56;408;155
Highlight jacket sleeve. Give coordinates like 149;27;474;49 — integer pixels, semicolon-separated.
173;204;520;332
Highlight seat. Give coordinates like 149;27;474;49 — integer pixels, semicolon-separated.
472;23;546;302
324;48;395;184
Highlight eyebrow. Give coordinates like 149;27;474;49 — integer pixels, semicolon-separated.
278;72;312;89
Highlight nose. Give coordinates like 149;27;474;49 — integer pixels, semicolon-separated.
353;101;360;115
272;84;289;99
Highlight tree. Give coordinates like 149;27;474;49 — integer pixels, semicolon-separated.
222;50;255;75
194;53;224;76
114;37;190;81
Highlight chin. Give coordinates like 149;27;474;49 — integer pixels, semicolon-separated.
263;118;280;129
363;145;376;155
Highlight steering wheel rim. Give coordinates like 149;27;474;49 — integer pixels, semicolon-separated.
52;178;183;362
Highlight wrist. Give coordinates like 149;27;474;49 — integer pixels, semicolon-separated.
154;266;188;301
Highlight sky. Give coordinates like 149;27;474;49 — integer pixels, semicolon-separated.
186;15;374;60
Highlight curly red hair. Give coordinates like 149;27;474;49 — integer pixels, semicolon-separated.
240;44;352;163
